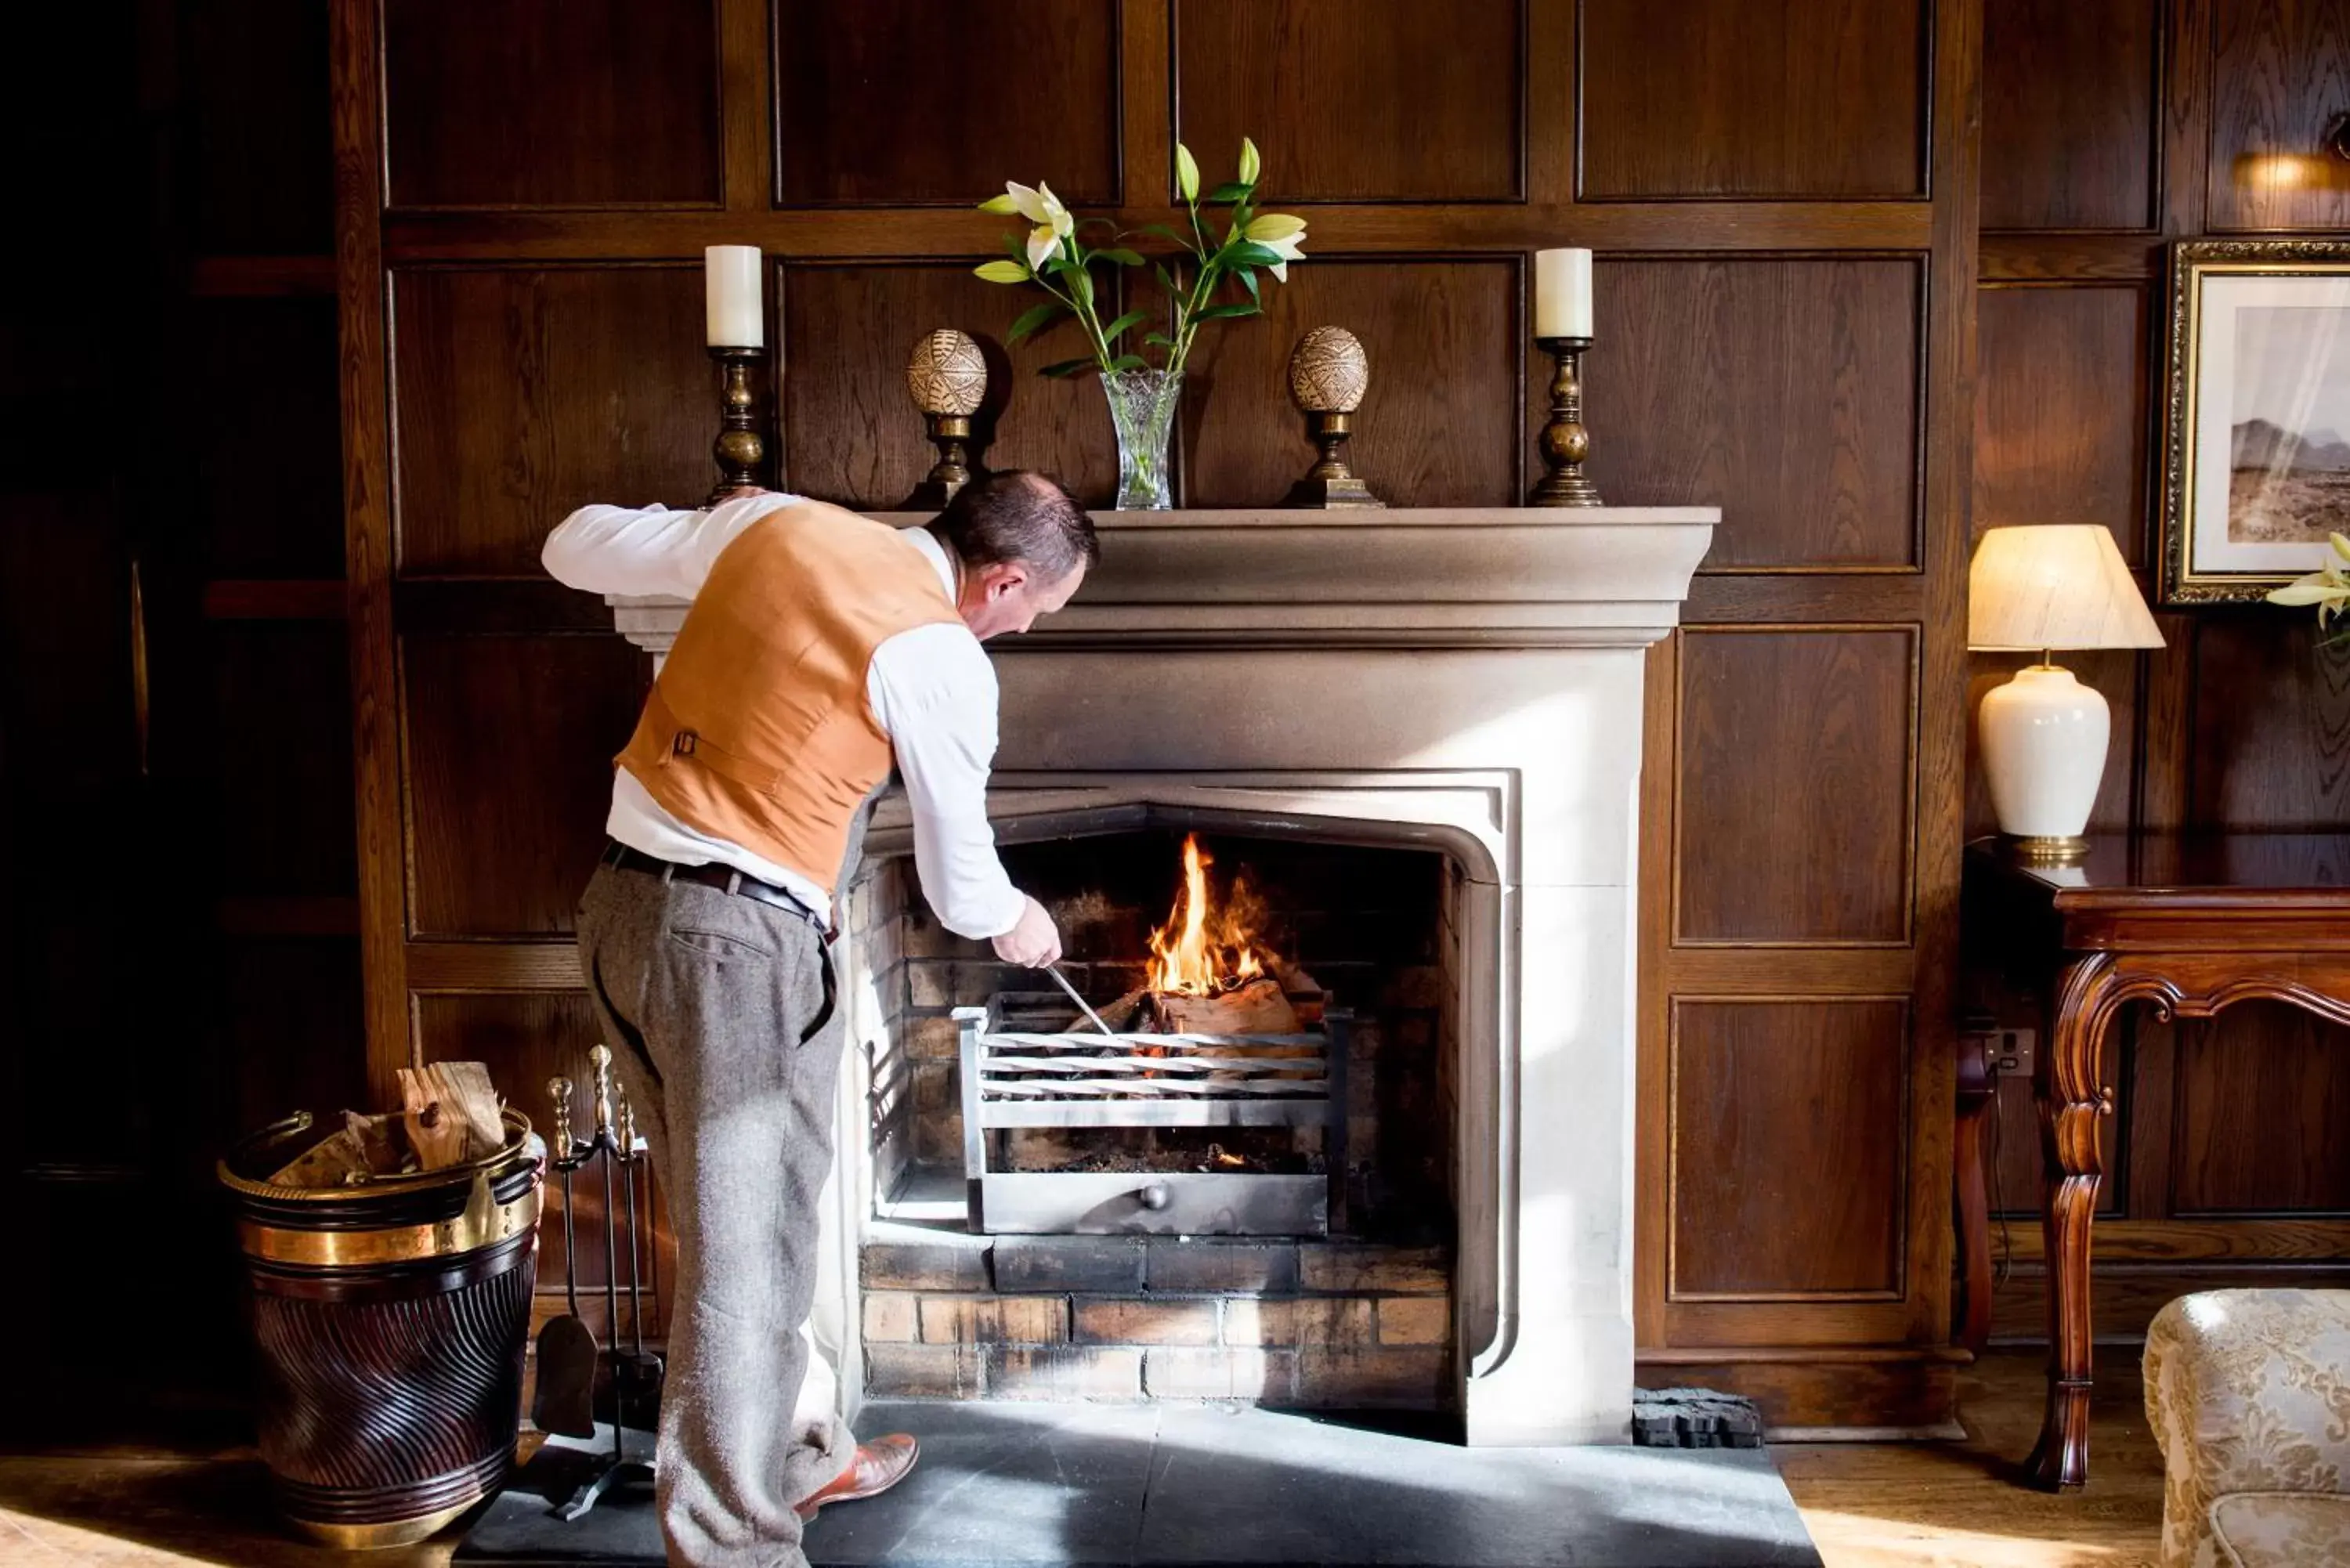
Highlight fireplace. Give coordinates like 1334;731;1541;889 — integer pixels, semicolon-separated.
607;503;1717;1444
844;822;1466;1407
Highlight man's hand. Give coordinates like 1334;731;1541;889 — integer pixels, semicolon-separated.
990;894;1062;968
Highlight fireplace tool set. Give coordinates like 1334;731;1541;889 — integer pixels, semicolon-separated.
529;1044;662;1523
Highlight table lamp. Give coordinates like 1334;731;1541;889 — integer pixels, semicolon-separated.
1968;525;2164;859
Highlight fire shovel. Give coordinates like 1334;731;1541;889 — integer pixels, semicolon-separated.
530;1075;601;1438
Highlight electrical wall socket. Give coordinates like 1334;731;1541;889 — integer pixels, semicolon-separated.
1961;1025;2037;1078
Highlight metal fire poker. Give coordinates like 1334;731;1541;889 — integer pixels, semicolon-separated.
1041;962;1117;1039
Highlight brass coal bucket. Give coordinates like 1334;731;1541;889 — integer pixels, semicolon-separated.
219;1109;543;1548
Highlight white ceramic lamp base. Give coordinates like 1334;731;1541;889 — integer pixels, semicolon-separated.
1979;663;2109;856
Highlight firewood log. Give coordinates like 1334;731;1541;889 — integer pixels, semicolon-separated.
399;1061;506;1169
269;1128;373;1188
1150;977;1302;1035
1065;986;1150;1035
432;1060;506;1158
343;1111;413;1176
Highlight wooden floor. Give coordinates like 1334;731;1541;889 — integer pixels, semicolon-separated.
0;1349;2162;1566
1778;1351;2166;1567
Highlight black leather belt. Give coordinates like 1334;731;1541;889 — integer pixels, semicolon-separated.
601;841;830;938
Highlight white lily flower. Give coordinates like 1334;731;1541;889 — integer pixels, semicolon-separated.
2270;578;2345;605
1242;213;1307;280
1026;222;1061;272
1256;229;1306;282
1004;182;1054;224
1012;181;1075;272
2269;556;2350;624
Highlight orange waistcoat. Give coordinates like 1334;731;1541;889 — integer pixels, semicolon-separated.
614;500;960;894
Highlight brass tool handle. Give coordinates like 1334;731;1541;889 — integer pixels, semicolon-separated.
548;1076;575;1155
617;1089;638;1161
589;1045;615;1141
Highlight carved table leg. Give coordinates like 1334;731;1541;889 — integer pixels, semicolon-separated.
2026;952;2122;1491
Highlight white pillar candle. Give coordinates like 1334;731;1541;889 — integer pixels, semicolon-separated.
704;244;765;349
1534;247;1593;339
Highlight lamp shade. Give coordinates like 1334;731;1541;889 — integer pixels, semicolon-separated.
1968;525;2164;652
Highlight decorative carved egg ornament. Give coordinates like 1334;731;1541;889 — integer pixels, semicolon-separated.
1287;326;1370;414
906;328;987;417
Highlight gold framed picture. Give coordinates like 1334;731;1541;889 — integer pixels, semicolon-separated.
2160;238;2350;605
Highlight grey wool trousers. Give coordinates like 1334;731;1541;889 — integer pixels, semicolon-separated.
577;859;855;1568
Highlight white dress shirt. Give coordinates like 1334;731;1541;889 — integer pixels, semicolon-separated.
542;493;1026;939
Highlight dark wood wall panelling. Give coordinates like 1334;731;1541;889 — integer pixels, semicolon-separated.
1175;0;1526;203
775;0;1120;206
382;0;724;209
1614;0;1972;1430
1670;999;1913;1299
2;0;360;1427
1973;0;2350;1342
391;266;712;574
1676;629;1918;945
1578;0;1929;200
1591;258;1925;569
339;0;1979;1432
2206;0;2350;233
401;634;649;938
1979;0;2158;231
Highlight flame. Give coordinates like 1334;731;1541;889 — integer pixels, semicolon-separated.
1146;834;1276;995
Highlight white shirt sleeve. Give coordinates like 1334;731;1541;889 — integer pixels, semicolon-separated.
867;623;1027;941
540;492;801;598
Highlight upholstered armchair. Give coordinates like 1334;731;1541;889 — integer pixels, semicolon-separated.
2145;1290;2350;1567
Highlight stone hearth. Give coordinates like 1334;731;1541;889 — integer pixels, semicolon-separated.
610;504;1716;1446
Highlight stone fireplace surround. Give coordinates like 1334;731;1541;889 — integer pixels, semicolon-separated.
609;504;1716;1447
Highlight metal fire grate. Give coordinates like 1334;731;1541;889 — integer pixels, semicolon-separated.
954;992;1352;1236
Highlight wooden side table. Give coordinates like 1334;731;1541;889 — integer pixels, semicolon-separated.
1963;834;2350;1490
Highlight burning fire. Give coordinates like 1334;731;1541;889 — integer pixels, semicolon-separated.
1145;835;1281;995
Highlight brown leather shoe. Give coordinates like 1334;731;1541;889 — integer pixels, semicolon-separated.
795;1434;920;1522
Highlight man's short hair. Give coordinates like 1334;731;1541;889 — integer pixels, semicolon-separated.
931;471;1099;582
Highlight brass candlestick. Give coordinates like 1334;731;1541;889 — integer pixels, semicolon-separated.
1530;336;1603;507
707;346;768;504
904;328;988;509
1284;327;1383;508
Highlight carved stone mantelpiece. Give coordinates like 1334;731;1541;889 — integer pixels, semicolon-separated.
609;505;1718;1446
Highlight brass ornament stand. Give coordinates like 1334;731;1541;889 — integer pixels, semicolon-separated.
707;347;768;504
905;327;989;509
1284;326;1383;508
1530;336;1604;507
546;1046;661;1523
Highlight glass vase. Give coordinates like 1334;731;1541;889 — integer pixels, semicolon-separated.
1101;367;1183;510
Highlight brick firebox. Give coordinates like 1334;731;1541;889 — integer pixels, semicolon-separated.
860;1234;1451;1407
